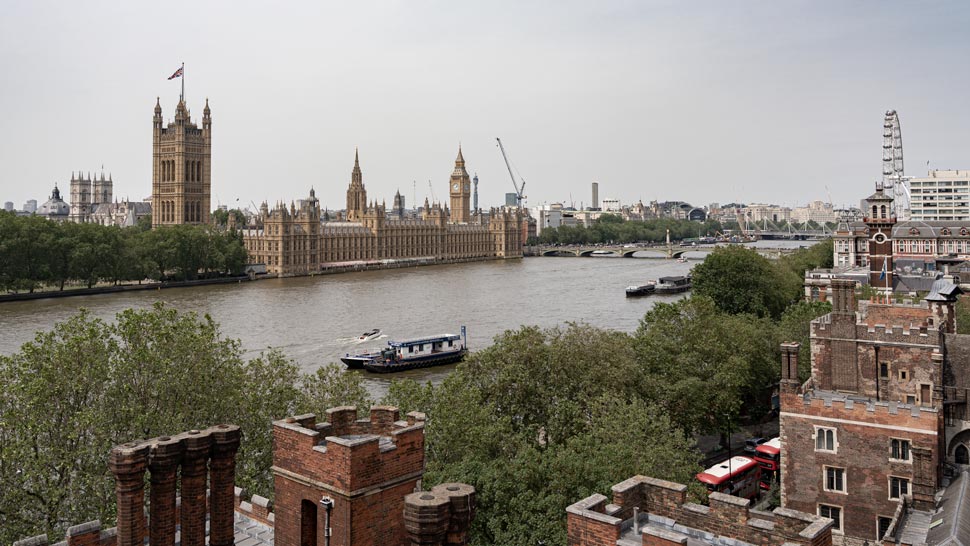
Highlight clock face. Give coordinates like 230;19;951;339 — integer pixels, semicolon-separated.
453;183;460;191
464;183;470;191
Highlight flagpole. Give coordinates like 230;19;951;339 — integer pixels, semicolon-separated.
181;62;185;102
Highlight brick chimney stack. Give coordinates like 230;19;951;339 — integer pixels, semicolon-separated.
108;425;241;546
147;436;182;546
403;484;475;546
210;425;242;546
780;342;801;393
831;278;856;319
109;442;151;546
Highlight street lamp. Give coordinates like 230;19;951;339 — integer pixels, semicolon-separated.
320;496;334;546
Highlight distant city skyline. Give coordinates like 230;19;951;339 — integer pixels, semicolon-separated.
1;1;968;213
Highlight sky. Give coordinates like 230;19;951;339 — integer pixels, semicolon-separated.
1;0;969;213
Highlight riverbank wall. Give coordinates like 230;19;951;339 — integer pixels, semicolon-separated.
0;255;522;303
0;276;256;303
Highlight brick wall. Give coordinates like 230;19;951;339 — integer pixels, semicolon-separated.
781;389;940;539
272;406;428;546
566;476;832;546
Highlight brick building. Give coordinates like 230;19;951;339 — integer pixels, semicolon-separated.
780;278;970;543
14;406;475;546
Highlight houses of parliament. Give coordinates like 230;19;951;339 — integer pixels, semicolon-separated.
150;97;524;276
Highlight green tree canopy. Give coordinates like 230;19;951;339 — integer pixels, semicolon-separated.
0;304;369;544
384;324;701;546
633;296;780;435
691;245;794;318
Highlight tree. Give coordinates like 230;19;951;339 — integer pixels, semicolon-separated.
384;324;701;546
691;245;793;319
0;304;304;543
633;296;780;437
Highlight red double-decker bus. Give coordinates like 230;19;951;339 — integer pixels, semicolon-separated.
753;437;781;490
696;455;761;500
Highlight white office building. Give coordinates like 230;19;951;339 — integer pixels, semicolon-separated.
910;170;970;221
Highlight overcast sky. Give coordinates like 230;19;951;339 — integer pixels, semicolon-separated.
1;1;968;212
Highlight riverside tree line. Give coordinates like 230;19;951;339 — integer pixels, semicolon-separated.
0;211;248;293
0;240;834;546
533;215;724;245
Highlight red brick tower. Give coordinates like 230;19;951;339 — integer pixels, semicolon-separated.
272;406;429;546
864;182;896;291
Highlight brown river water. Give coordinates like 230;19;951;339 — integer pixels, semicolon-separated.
0;243;803;397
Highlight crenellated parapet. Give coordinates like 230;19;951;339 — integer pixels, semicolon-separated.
566;475;832;546
272;405;430;546
272;406;426;494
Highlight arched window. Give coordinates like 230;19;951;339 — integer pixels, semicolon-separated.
197;161;202;181
872;205;878;218
880;205;887;218
957;444;969;465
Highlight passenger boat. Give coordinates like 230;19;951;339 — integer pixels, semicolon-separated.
357;329;382;342
342;327;468;373
625;282;656;297
654;275;692;294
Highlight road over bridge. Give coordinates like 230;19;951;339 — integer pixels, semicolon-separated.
532;243;803;259
533;244;718;259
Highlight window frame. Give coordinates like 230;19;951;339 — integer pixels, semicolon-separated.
818;504;843;533
877;516;893;541
888;476;910;500
890;438;912;463
814;426;838;453
823;466;847;494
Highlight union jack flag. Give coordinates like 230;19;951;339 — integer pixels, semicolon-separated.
167;66;183;80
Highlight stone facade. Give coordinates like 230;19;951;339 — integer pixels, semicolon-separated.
69;172;113;223
151;97;211;227
780;278;970;543
243;151;523;276
566;475;833;546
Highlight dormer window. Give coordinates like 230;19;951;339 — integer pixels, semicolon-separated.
943;228;952;236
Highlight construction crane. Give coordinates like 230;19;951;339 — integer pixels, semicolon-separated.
496;137;526;207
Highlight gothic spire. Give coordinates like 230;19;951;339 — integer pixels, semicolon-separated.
351;148;363;187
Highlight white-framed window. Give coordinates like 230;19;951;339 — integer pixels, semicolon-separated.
815;426;837;452
889;476;910;500
890;438;911;462
877;516;893;541
824;466;846;493
818;504;842;533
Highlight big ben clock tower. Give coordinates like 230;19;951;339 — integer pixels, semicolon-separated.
864;182;896;291
449;146;471;223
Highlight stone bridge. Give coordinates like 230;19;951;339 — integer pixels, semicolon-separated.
535;244;718;259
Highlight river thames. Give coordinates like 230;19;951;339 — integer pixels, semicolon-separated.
0;242;805;396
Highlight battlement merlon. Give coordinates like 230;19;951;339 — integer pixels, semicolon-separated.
271;406;426;494
782;389;940;427
567;475;833;545
812;313;939;342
